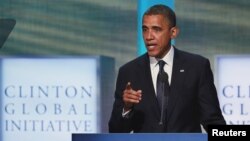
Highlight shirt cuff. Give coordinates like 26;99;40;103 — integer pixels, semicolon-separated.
122;108;132;117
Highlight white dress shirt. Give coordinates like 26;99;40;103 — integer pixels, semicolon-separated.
149;46;174;94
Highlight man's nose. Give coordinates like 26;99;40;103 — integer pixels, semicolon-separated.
145;31;154;40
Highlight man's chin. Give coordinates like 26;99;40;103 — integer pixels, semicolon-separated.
148;52;165;59
147;52;158;57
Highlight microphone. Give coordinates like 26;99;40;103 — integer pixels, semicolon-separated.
159;72;169;95
159;72;168;83
158;72;169;125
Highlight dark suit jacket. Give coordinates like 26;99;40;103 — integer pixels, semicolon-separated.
109;48;226;133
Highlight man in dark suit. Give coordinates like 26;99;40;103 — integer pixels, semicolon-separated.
109;4;226;133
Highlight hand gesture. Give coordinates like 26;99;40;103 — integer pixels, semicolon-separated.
123;82;142;111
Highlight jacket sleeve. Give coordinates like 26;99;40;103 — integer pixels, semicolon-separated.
108;67;134;133
198;59;226;131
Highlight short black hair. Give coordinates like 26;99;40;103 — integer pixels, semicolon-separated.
143;4;176;27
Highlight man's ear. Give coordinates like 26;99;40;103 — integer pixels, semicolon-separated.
170;26;179;39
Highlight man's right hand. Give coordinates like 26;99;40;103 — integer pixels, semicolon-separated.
122;82;142;112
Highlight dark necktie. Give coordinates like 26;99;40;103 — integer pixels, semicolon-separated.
157;60;169;125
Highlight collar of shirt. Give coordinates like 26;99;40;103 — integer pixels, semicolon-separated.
149;45;174;72
149;46;174;93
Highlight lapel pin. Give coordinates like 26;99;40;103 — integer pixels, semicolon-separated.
180;69;185;72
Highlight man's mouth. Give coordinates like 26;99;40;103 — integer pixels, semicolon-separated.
147;44;157;50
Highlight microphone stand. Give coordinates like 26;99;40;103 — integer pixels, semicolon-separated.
158;72;169;125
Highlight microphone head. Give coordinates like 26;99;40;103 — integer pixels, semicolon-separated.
159;72;168;83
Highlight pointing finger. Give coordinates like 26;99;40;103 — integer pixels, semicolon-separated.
126;82;131;90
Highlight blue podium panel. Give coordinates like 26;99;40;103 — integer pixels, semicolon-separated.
72;133;207;141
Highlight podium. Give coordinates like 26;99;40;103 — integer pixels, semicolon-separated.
72;133;207;141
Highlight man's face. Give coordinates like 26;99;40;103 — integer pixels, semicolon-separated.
142;15;173;59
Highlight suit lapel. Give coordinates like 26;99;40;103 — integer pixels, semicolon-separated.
137;54;161;118
166;48;187;121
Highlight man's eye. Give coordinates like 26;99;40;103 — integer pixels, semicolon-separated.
142;28;147;32
154;28;161;32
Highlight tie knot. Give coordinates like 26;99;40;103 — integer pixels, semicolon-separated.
158;60;166;72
